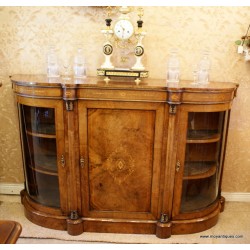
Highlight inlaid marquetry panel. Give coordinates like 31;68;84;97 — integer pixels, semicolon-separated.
77;88;167;102
87;108;155;213
13;85;62;98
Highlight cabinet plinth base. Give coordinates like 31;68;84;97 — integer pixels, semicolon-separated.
171;204;221;235
21;190;223;238
82;219;156;235
21;190;67;231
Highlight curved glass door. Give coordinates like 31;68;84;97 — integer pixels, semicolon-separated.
19;105;60;208
180;111;225;212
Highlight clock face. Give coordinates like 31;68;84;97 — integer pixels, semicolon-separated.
114;19;134;40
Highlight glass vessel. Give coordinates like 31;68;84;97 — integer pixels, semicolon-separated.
197;50;210;85
19;105;60;207
47;46;60;77
166;48;180;83
73;48;86;78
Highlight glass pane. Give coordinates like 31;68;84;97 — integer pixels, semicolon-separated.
181;175;217;211
187;112;223;132
23;106;55;135
25;170;60;207
181;111;225;213
27;136;57;172
19;104;60;208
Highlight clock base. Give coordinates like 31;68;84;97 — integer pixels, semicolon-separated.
97;68;149;79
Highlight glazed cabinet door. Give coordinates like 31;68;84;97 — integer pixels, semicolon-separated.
17;98;67;212
78;101;165;220
172;105;230;219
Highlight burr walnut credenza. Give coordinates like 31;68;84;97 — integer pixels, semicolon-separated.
11;75;238;238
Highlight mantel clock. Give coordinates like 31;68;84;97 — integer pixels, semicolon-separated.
97;6;148;84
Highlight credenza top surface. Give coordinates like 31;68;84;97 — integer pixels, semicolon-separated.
11;74;237;92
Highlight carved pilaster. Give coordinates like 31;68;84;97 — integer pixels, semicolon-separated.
167;90;182;102
167;90;182;115
62;83;77;111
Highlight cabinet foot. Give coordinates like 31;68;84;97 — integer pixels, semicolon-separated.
156;221;172;239
67;211;84;236
220;196;226;212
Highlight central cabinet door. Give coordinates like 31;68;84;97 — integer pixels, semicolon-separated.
78;100;166;220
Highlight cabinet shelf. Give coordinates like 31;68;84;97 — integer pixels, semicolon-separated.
26;130;56;139
31;154;57;172
187;130;220;143
183;161;217;180
28;164;58;176
181;194;217;212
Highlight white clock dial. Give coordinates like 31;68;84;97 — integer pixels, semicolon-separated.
114;19;134;40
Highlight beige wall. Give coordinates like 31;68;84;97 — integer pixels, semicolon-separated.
0;6;249;192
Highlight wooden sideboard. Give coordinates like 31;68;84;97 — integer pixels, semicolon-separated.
11;75;238;238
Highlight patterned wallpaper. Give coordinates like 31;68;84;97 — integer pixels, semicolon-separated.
0;6;249;192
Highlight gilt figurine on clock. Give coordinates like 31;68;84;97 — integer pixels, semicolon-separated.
97;6;149;84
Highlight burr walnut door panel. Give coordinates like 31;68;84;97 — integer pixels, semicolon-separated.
78;101;166;220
